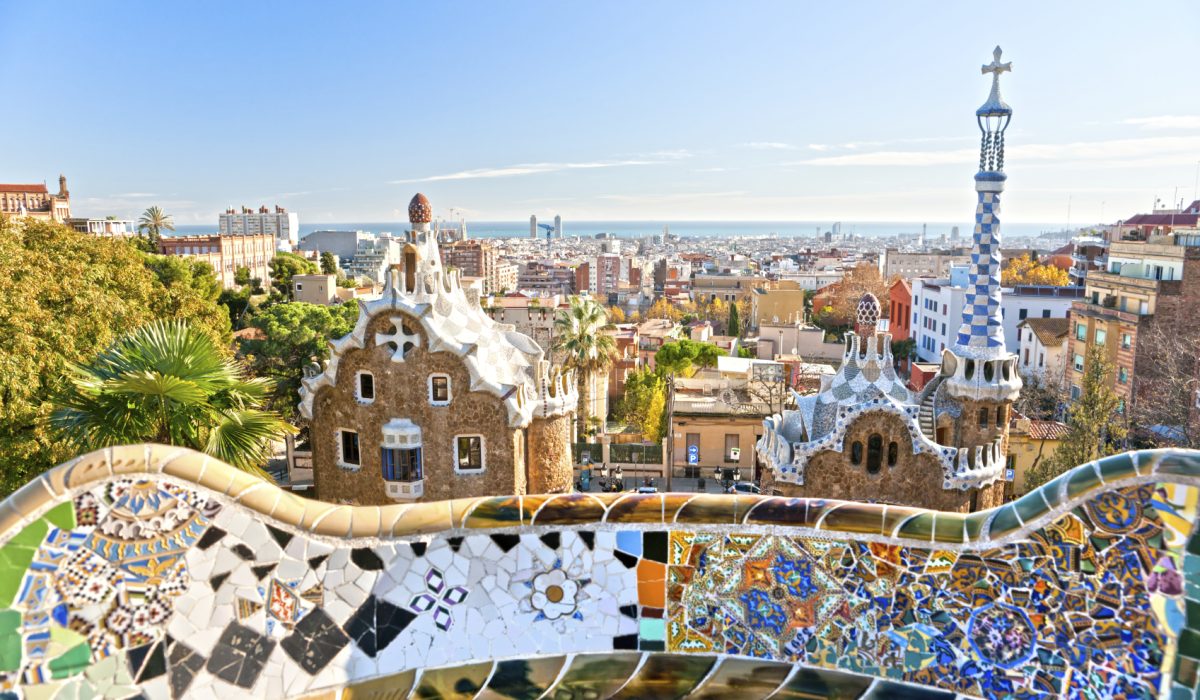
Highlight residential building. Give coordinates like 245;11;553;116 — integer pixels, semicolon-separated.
1068;232;1109;284
691;272;769;304
518;260;576;296
292;274;370;305
576;253;627;298
70;217;135;236
888;278;912;342
1016;317;1069;386
670;357;787;484
911;270;1083;363
653;257;690;296
1005;413;1069;497
1116;200;1200;241
637;318;682;369
881;248;971;278
755;322;844;361
604;324;641;407
220;205;299;249
441;239;514;294
1067;237;1200;409
750;286;806;330
0;175;71;223
157;233;273;289
343;236;402;284
299;193;577;505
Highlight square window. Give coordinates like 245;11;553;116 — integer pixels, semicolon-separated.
1018;308;1027;320
1118;367;1128;384
1042;309;1050;318
1073;354;1084;372
1075;324;1086;341
339;430;360;468
1094;329;1106;346
455;435;484;473
1121;334;1131;349
429;375;451;405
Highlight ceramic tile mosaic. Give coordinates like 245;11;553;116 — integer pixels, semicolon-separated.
0;445;1197;699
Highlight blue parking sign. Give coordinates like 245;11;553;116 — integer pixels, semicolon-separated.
687;445;699;464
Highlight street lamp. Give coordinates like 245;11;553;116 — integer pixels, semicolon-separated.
614;466;624;491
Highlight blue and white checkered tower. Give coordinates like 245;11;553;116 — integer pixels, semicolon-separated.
954;46;1013;359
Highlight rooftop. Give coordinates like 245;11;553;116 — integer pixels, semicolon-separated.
1018;317;1070;346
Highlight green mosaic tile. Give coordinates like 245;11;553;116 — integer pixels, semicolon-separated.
1179;629;1200;661
1065;462;1102;500
1156;452;1200;479
47;642;90;680
1096;451;1136;483
609;654;716;700
1012;489;1050;525
895;513;935;542
771;667;873;699
545;653;642;699
0;518;48;608
0;610;21;673
986;505;1023;539
1188;599;1200;629
931;514;966;544
963;512;989;542
43;501;74;531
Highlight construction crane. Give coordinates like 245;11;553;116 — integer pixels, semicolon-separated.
538;222;555;249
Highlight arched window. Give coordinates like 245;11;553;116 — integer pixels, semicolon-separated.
850;441;863;465
887;441;898;467
866;435;883;474
403;245;417;292
978;408;989;429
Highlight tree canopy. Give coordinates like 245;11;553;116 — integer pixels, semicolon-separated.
136;205;175;249
0;217;228;495
1002;254;1070;287
1025;344;1125;488
617;369;667;442
51;320;290;477
655;339;726;376
270;252;319;300
240;301;360;422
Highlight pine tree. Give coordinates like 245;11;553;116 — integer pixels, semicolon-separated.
1025;344;1125;488
728;303;741;337
320;251;337;275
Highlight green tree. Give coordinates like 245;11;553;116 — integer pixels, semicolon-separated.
234;266;252;287
142;254;232;346
0;217;168;495
136;205;175;250
737;345;754;359
1025;345;1125;489
320;251;338;275
552;298;617;436
617;368;667;442
240;302;359;421
727;302;741;337
51;320;290;478
269;252;319;300
655;339;725;376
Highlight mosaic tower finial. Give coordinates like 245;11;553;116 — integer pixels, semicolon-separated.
954;46;1013;358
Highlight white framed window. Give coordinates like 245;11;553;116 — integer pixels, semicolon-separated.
429;374;452;406
356;371;375;403
1094;329;1106;346
1073;354;1084;372
454;434;485;473
337;429;361;470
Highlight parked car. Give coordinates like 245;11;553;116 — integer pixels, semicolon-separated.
635;486;659;494
726;482;760;495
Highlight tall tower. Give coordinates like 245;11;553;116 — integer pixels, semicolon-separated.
530;214;538;239
554;214;562;238
941;47;1021;503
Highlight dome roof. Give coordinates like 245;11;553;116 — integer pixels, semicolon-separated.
856;293;881;329
408;193;432;224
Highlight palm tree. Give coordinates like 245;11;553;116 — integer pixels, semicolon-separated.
553;298;617;438
51;320;291;478
137;206;175;249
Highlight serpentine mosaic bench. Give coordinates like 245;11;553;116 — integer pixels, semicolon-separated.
1;446;1199;699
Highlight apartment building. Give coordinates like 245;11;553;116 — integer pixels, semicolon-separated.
219;205;298;249
157;233;274;289
881;248;971;278
691;272;769;304
911;268;1083;363
1016;317;1069;385
518;260;576;296
1067;237;1200;409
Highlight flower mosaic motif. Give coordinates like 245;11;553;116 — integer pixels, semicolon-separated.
408;567;469;631
967;603;1036;669
525;560;585;622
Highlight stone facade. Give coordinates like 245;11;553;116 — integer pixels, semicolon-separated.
301;193;577;505
0;175;71;222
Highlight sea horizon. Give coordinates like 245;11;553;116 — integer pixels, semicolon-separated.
167;219;1081;241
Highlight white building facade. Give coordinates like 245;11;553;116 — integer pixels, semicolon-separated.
911;268;1084;363
220;205;299;249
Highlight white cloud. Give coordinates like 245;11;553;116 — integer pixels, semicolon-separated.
389;152;689;184
1122;115;1200;130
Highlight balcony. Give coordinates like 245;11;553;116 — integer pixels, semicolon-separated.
1070;300;1142;325
385;480;424;500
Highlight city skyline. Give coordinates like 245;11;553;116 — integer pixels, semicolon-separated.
2;1;1199;224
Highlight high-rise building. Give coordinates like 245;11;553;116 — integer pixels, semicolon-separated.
219;205;299;249
554;214;562;238
530;214;538;239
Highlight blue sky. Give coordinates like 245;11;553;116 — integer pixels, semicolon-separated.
2;1;1198;225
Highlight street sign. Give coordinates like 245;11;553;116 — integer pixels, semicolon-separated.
580;451;591;465
1005;468;1015;481
729;447;741;461
687;445;699;464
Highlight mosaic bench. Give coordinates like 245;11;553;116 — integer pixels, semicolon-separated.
0;445;1198;699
